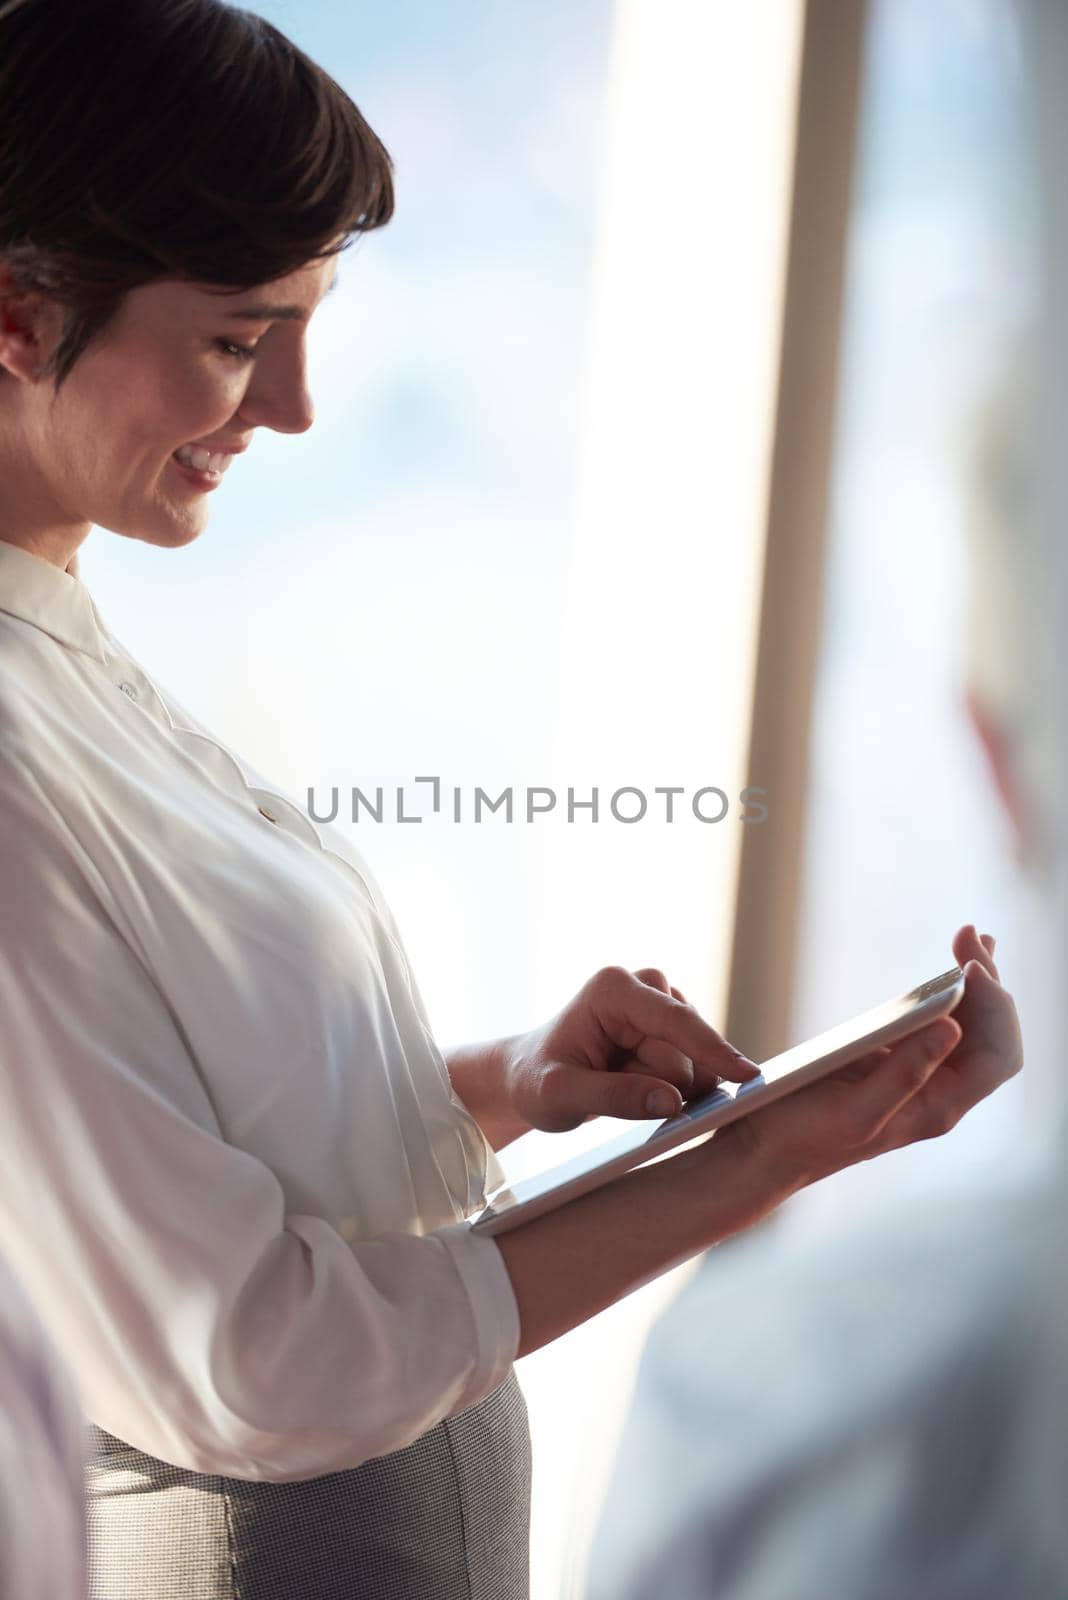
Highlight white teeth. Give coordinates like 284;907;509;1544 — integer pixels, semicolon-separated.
174;445;232;474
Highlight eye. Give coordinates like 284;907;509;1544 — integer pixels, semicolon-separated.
215;339;258;362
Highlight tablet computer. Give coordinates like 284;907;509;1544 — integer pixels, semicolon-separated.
470;965;966;1236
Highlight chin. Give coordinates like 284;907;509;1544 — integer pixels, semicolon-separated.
104;512;209;552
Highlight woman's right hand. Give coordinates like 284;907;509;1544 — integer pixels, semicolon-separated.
707;925;1023;1195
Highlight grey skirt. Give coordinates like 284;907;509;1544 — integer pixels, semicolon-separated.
85;1369;531;1600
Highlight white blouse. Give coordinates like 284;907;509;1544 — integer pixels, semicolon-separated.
0;538;520;1482
0;1247;87;1599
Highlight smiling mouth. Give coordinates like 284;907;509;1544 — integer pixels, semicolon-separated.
173;442;238;472
170;452;226;489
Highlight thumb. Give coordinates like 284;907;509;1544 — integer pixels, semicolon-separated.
554;1064;685;1123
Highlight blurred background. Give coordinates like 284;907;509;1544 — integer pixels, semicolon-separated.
77;0;1063;1594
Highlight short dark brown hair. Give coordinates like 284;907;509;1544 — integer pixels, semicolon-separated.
0;0;394;393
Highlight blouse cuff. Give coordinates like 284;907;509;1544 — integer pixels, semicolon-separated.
434;1220;521;1408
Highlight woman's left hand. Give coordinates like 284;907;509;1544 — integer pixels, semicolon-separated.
704;923;1023;1188
502;965;759;1133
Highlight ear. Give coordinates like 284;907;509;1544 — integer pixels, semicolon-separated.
0;262;64;383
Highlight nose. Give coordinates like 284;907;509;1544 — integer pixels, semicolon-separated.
237;392;314;436
236;361;315;436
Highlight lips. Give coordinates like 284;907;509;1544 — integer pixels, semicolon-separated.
169;453;225;490
173;445;235;474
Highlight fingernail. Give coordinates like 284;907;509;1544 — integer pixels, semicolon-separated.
646;1089;677;1117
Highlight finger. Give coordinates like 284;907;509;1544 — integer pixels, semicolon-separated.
844;1016;962;1148
946;957;1017;1088
957;958;1023;1086
951;923;986;970
732;1018;963;1186
952;924;998;983
666;984;725;1096
549;1061;684;1123
592;967;759;1083
979;931;1000;981
633;967;672;993
819;1042;893;1086
629;973;717;1094
624;1036;695;1095
860;966;1022;1160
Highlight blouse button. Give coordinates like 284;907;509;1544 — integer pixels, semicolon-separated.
117;681;138;700
258;806;278;824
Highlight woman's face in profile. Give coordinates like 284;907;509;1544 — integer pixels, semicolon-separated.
4;253;338;558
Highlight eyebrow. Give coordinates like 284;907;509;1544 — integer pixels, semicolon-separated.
223;273;340;322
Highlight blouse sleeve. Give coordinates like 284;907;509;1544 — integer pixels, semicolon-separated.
0;747;520;1482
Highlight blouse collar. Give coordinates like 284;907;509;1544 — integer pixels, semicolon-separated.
0;540;110;663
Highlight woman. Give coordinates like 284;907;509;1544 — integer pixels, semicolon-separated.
0;1;1023;1596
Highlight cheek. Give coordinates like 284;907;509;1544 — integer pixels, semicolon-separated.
175;365;248;429
137;371;244;457
41;340;244;487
